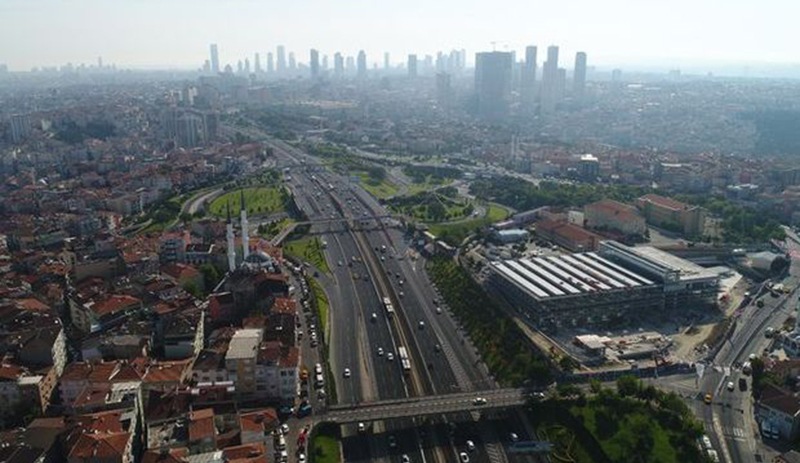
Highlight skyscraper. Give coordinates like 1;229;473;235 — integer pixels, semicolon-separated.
574;52;587;98
436;72;452;108
267;52;274;73
254;53;262;73
310;49;320;80
210;44;220;73
521;45;537;109
384;52;390;70
288;52;296;70
474;51;513;118
407;54;418;78
357;50;367;79
276;46;286;74
10;114;32;144
334;52;344;77
541;45;561;113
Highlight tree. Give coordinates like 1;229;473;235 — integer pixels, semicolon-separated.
559;356;578;373
367;166;387;182
428;202;447;222
589;379;603;394
179;212;192;223
200;263;221;292
183;281;202;299
616;375;641;397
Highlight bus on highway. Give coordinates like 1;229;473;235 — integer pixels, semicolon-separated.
398;346;411;374
383;297;395;318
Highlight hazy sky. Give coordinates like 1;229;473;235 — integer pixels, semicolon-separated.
1;0;798;71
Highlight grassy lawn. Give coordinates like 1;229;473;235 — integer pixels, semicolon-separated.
407;175;453;196
310;423;341;463
259;217;295;240
209;187;284;217
309;278;330;336
356;172;399;199
138;194;187;234
284;237;330;274
529;385;706;463
573;402;675;462
428;203;510;246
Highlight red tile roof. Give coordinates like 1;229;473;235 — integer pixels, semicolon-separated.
760;383;800;417
68;432;130;460
141;448;189;463
161;263;200;281
91;295;141;316
188;408;215;442
0;363;25;381
272;297;297;315
142;359;191;384
586;199;641;221
537;219;600;243
223;442;268;463
239;409;278;433
638;193;691;211
14;297;50;312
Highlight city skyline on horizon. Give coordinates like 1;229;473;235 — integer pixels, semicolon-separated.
1;0;799;76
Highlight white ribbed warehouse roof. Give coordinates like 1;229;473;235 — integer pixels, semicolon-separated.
492;251;659;301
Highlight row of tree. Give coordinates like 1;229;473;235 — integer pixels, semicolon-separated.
428;257;551;387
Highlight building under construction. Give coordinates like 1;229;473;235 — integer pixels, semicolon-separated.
488;241;719;331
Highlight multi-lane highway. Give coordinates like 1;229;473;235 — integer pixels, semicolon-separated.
690;241;800;463
269;138;525;463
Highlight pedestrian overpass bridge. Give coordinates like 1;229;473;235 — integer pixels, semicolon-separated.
322;388;527;424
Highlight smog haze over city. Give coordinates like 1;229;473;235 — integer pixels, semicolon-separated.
2;0;800;76
3;2;800;463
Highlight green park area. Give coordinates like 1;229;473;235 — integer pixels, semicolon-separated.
355;171;399;199
309;423;341;463
428;203;510;246
283;237;330;274
308;278;330;337
209;187;284;217
138;193;189;234
388;188;473;224
257;217;295;240
428;257;551;387
531;377;706;463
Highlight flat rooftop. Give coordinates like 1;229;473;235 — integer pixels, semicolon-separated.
491;251;657;301
226;328;262;360
627;245;719;281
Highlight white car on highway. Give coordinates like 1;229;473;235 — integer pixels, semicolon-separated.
377;347;384;356
343;368;351;378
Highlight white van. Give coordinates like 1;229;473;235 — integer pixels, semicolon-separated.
275;435;286;450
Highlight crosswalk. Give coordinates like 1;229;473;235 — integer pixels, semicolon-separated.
724;426;746;441
484;441;507;463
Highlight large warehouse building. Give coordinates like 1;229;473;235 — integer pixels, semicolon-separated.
488;241;719;330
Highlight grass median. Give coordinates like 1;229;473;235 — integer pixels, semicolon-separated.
284;236;330;274
309;422;341;463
